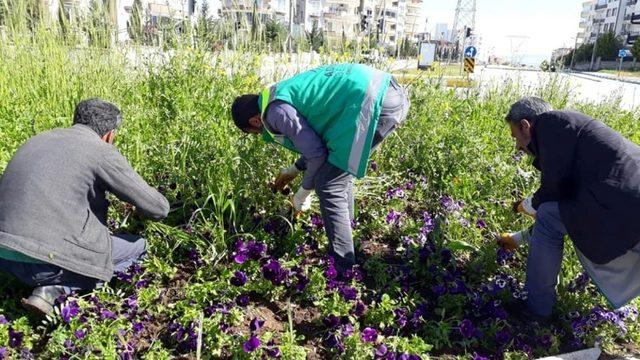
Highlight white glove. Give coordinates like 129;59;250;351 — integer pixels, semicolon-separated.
292;187;313;212
273;164;301;192
519;196;537;217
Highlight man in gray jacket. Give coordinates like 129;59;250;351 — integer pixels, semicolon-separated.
0;99;169;316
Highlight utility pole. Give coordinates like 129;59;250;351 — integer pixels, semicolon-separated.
449;0;476;66
569;33;580;70
590;21;601;71
288;0;294;53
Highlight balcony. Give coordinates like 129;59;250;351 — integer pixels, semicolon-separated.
627;0;637;5
595;3;607;10
632;13;640;24
627;33;639;44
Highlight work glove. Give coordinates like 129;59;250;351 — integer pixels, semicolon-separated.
512;196;537;218
496;227;532;252
497;233;519;252
291;187;313;213
273;164;301;192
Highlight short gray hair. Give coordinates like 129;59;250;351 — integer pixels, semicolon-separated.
73;99;122;136
505;97;553;124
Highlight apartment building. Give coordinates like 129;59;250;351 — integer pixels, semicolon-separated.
578;0;640;47
404;0;423;41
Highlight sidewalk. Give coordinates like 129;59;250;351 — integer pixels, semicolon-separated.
570;71;640;85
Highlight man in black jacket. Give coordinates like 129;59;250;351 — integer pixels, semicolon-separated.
499;97;640;320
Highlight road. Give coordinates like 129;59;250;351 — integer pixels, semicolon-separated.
474;66;640;110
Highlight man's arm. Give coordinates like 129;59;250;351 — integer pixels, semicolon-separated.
531;114;578;209
266;101;327;190
98;147;170;220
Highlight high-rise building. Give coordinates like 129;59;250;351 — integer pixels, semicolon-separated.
323;0;359;40
404;0;423;41
577;0;640;48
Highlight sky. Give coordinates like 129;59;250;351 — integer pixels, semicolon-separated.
423;0;585;65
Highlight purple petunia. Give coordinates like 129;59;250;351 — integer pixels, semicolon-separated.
386;209;403;226
8;328;23;348
249;317;265;332
459;319;476;339
265;346;281;358
74;329;86;340
132;322;144;334
99;309;117;320
310;214;324;229
262;260;289;286
243;335;261;352
375;344;388;357
61;300;80;323
361;327;378;343
369;160;378;172
323;315;341;329
231;270;247;286
440;195;464;212
472;353;489;360
0;347;6;360
0;315;7;325
236;294;250;307
475;219;487;229
495;329;511;345
339;285;358;301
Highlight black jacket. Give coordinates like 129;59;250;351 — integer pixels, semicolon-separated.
529;110;640;264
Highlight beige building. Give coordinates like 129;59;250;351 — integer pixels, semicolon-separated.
577;0;640;48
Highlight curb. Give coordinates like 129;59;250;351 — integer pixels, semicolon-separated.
568;71;640;85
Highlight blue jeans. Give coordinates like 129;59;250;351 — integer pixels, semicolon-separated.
0;233;146;290
525;202;567;317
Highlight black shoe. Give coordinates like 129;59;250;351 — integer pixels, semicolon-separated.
504;299;552;326
21;286;68;317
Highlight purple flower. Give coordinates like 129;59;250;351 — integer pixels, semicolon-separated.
0;348;6;360
74;330;86;340
405;182;414;190
432;284;447;296
133;322;144;334
234;253;248;264
0;316;7;325
472;353;489;360
265;346;281;358
187;248;203;266
134;279;149;289
8;328;23;348
341;323;354;337
459;319;476;339
361;327;378;343
495;329;511;345
124;295;138;309
231;270;247;286
352;301;366;317
440;195;463;212
262;260;289;286
323;333;345;353
339;286;358;301
370;160;378;172
323;315;341;329
475;219;486;229
243;335;261;352
247;241;267;260
375;344;388;357
99;309;117;320
385;209;403;226
295;272;310;292
249;317;265;332
566;272;590;292
61;300;80;323
324;266;338;279
63;339;75;351
310;214;324;229
236;294;250;307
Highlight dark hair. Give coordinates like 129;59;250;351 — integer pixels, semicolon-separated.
505;97;553;124
231;94;260;131
73;98;122;136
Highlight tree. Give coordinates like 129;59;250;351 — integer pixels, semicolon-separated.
631;40;640;64
264;18;286;50
306;20;324;52
595;31;623;61
127;0;144;44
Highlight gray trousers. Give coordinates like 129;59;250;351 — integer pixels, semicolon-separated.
315;78;410;272
0;233;146;290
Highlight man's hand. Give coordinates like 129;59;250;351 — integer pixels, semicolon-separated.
273;164;301;192
291;187;313;213
512;196;537;218
496;233;519;252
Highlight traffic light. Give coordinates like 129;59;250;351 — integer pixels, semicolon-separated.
465;28;473;38
360;15;369;31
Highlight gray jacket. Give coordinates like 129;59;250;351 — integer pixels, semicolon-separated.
0;125;169;281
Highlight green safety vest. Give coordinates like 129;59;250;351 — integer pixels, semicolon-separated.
259;63;391;178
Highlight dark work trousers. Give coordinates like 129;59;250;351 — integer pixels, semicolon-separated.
0;233;146;291
315;78;410;273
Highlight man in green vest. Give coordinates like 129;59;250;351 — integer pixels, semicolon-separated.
231;63;410;274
